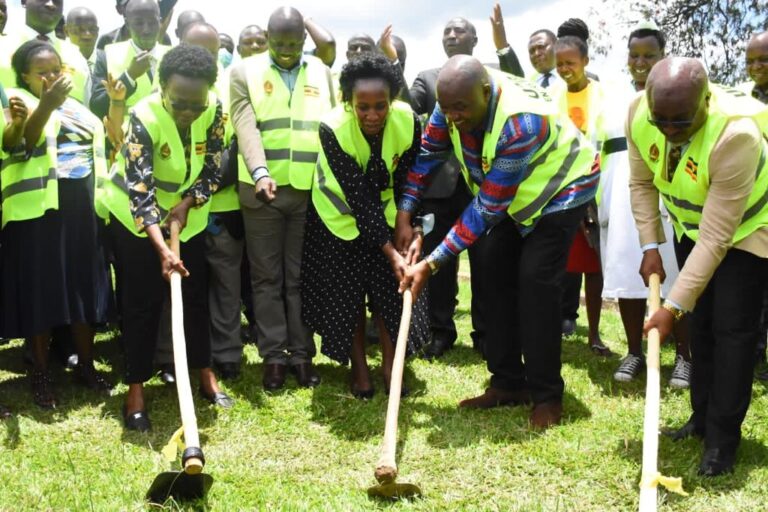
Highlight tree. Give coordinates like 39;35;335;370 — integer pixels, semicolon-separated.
588;0;768;84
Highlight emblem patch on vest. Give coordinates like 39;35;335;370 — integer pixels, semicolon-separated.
264;80;274;95
304;85;320;97
481;157;490;172
195;142;206;155
685;157;698;182
649;143;659;163
160;143;171;160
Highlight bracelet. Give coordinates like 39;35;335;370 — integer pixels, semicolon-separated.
661;300;685;321
110;100;126;106
425;255;439;275
412;225;424;236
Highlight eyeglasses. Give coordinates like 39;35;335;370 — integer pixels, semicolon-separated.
647;117;696;129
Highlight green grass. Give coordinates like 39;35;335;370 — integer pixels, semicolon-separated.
1;280;768;511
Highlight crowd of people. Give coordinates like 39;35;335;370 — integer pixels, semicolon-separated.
0;0;767;479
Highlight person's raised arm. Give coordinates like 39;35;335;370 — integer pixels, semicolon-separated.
2;97;28;151
305;17;336;67
24;75;72;152
490;3;524;77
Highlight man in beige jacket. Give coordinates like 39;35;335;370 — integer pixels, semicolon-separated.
628;57;768;476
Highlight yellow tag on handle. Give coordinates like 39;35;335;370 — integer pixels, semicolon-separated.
640;472;689;496
161;426;186;463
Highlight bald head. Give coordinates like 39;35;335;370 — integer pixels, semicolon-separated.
436;56;491;133
65;7;99;59
182;22;219;58
646;57;710;143
176;10;205;39
346;33;375;60
747;31;768;89
238;25;267;58
267;7;306;69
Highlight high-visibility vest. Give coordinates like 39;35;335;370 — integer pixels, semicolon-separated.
1;88;107;227
97;92;218;241
237;53;333;190
0;32;90;104
630;84;768;243
209;64;239;213
104;41;170;110
450;70;595;227
312;100;414;240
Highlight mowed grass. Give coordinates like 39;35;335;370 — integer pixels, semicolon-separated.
1;279;768;511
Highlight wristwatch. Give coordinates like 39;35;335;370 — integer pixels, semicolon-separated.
425;255;439;275
661;300;686;321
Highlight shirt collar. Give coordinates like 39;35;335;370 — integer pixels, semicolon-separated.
130;39;159;58
269;53;304;72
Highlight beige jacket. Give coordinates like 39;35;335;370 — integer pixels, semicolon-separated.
626;96;767;311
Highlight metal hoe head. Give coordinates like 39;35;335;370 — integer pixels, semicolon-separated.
146;471;214;504
367;481;422;500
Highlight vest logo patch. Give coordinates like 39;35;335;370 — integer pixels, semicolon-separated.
264;80;274;95
195;142;206;156
685;157;698;182
481;157;490;173
160;143;171;160
304;85;320;97
649;143;660;163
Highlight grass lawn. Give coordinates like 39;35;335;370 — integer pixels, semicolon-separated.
1;279;767;511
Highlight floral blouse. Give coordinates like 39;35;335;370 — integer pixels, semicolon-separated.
124;100;225;231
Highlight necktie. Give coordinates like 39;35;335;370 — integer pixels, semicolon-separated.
667;145;682;181
541;72;551;88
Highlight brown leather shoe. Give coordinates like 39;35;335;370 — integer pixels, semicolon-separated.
262;363;287;391
290;362;321;387
458;387;532;409
529;401;563;430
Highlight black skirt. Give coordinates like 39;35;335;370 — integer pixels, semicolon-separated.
0;176;110;337
300;203;430;364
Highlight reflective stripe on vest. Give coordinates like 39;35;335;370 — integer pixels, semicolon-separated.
1;89;107;227
105;41;170;110
450;70;595;227
630;84;768;243
312;101;414;240
237;54;333;190
97;92;218;242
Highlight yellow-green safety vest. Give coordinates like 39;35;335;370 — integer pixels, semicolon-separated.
630;84;768;243
105;41;170;110
238;53;334;190
450;70;595;227
1;88;107;227
97;91;218;242
313;100;415;240
209;64;239;213
0;32;90;104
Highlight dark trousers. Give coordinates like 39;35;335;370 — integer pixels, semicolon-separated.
479;205;585;404
675;235;767;452
561;272;582;321
109;219;211;383
421;182;474;345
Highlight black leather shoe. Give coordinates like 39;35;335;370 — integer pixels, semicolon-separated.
217;362;241;381
199;388;235;408
290;362;321;387
562;319;576;337
422;338;454;360
123;406;151;432
663;419;705;441
158;365;175;386
698;448;735;477
262;363;287;391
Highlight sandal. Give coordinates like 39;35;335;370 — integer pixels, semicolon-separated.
30;370;57;409
589;342;614;357
74;363;113;393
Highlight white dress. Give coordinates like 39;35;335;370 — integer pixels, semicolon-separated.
598;83;679;299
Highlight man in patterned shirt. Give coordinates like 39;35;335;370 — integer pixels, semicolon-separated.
397;56;598;429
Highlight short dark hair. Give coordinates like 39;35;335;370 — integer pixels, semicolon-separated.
158;43;218;88
339;52;402;104
530;29;556;42
11;40;61;90
554;35;588;58
628;28;666;51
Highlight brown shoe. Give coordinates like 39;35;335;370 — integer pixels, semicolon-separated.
458;387;532;409
262;363;287;391
529;401;563;430
290;362;321;387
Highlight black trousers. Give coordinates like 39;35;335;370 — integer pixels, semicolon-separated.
479;205;585;403
421;181;480;345
561;272;582;322
109;219;211;383
674;235;767;452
